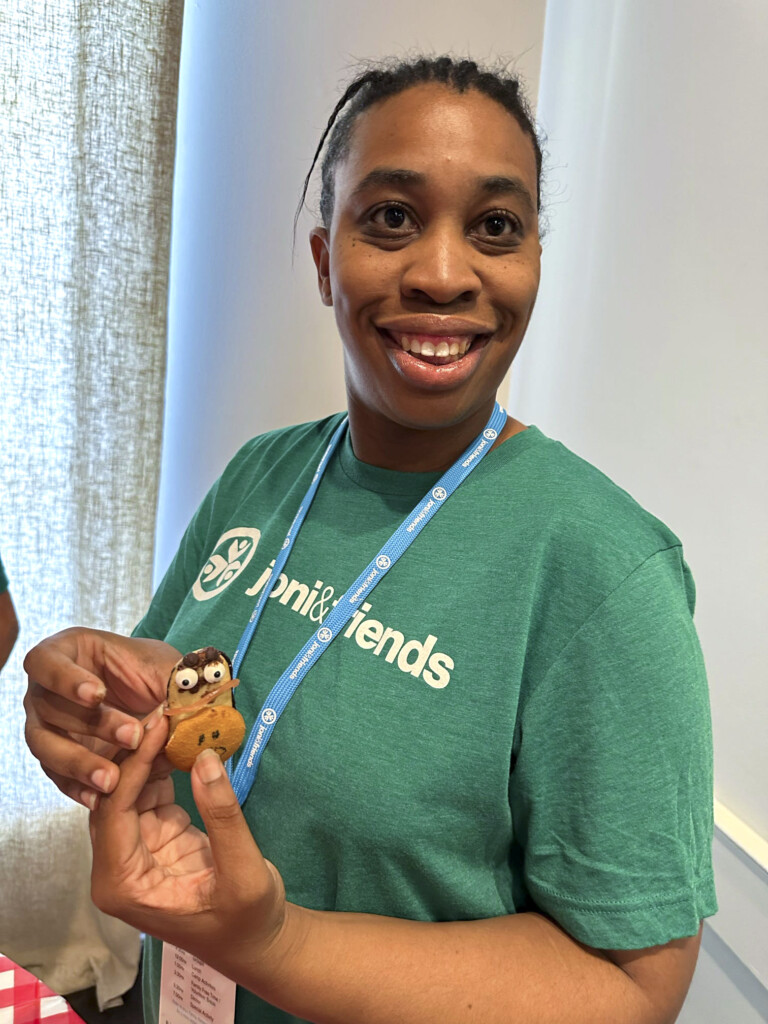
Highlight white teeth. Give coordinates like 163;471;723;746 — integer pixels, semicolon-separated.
392;333;476;359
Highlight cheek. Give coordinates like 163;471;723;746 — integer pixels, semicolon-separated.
494;258;540;313
332;243;397;312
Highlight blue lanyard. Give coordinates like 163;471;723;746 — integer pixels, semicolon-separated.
228;402;508;805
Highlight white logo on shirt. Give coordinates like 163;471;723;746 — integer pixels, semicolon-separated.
194;525;456;689
192;527;261;602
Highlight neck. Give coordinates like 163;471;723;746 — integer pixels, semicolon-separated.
346;396;526;472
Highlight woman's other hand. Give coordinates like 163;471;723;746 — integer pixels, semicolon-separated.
24;627;181;809
89;716;291;983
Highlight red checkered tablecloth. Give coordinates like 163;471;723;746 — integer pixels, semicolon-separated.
0;956;86;1024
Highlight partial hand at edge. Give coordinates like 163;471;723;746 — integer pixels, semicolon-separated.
23;627;181;809
89;718;294;990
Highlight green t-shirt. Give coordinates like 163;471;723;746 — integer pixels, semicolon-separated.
136;416;717;1024
0;554;7;595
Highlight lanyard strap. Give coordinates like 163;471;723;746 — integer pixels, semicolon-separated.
229;402;507;805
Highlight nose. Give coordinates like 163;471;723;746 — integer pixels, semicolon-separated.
400;223;481;305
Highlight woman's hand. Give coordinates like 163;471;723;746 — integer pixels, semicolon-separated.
24;627;181;809
89;715;292;985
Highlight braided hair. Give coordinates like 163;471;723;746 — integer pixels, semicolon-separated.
295;55;543;239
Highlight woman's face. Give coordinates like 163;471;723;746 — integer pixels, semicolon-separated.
310;83;541;436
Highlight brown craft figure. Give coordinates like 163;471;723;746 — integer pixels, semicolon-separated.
163;647;246;772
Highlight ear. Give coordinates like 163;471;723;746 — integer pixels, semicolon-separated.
309;227;333;306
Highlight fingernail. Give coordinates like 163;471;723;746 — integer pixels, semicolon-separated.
81;789;98;811
144;705;165;732
90;768;114;794
77;681;106;705
115;722;141;748
195;748;223;783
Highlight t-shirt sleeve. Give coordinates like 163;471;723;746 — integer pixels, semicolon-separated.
132;478;220;642
0;554;8;595
510;544;718;950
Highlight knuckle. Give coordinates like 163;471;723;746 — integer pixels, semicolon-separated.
205;801;242;828
44;770;81;805
22;645;39;676
63;752;91;786
41;767;68;795
22;686;39;717
23;718;43;758
23;686;55;729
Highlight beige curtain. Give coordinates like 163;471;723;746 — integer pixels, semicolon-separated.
0;0;183;1006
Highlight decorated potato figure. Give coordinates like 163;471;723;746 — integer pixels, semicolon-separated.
164;646;246;772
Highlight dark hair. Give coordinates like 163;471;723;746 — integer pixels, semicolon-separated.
295;55;543;237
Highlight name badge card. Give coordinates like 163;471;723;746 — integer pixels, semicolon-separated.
159;942;236;1024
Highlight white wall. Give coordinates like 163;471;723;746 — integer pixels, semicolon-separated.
518;0;767;862
513;0;768;1016
154;0;546;581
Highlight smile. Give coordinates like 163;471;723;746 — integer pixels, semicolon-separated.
377;316;495;368
387;332;478;364
372;325;497;393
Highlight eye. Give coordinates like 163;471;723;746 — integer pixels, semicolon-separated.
175;667;199;690
473;210;522;243
203;661;226;684
369;204;414;231
483;214;510;236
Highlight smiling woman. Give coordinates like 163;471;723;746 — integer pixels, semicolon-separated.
307;74;542;468
23;56;716;1024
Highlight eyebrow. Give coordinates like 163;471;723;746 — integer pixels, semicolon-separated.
479;175;536;214
350;167;536;214
351;168;427;196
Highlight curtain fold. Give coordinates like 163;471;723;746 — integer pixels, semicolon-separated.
0;0;184;1005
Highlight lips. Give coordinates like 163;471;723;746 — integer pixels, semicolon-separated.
375;326;493;389
378;316;494;365
387;331;474;364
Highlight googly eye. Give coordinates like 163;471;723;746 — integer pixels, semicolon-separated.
175;667;199;690
203;661;226;684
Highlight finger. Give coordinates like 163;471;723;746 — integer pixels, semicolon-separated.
191;750;265;884
96;708;169;816
29;686;143;751
40;764;102;812
111;745;173;785
90;709;169;878
26;705;122;796
25;641;107;708
149;750;175;779
135;775;175;814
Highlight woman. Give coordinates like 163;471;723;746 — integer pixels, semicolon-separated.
24;57;716;1023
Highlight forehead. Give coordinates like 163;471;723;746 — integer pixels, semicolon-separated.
336;83;538;197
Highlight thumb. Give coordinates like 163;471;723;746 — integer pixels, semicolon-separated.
191;750;270;886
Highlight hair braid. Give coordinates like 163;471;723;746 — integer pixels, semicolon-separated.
294;55;543;240
293;70;381;245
